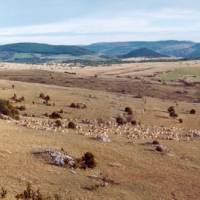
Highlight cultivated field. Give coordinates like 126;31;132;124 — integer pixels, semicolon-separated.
0;60;199;199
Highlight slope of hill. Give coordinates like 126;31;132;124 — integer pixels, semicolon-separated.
0;41;200;64
0;43;94;56
85;40;196;57
187;44;200;58
0;43;109;64
120;48;166;58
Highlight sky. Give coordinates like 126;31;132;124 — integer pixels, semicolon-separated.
0;0;200;44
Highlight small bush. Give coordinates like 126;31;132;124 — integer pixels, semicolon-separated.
0;99;19;120
152;140;160;145
44;95;50;102
55;119;62;127
79;152;96;169
131;120;137;125
155;145;165;152
39;93;45;99
168;106;175;113
179;118;183;123
39;93;50;103
169;111;178;118
49;112;62;119
125;107;133;115
168;106;178;118
68;121;76;129
116;116;126;125
190;109;196;114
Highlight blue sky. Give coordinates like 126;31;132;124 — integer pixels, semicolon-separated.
0;0;200;44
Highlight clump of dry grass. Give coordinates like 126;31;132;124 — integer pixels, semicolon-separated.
39;93;51;105
125;115;134;123
0;99;19;120
58;109;63;114
70;103;87;109
15;183;44;200
82;183;105;191
11;93;17;101
15;183;66;200
0;187;7;199
15;105;26;111
84;173;120;192
10;94;25;103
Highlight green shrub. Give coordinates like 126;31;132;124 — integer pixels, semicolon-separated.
0;99;19;120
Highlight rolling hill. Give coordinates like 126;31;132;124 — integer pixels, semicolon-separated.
186;44;200;58
0;43;105;63
0;41;200;64
120;48;166;58
85;40;197;58
0;43;95;56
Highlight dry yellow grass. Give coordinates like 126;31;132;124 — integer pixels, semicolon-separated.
0;61;199;199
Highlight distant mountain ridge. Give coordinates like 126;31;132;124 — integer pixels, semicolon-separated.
0;43;94;56
85;40;199;58
0;41;200;63
120;48;166;58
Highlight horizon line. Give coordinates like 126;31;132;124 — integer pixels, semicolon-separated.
0;39;197;46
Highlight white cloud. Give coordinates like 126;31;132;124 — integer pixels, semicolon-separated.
0;8;199;44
